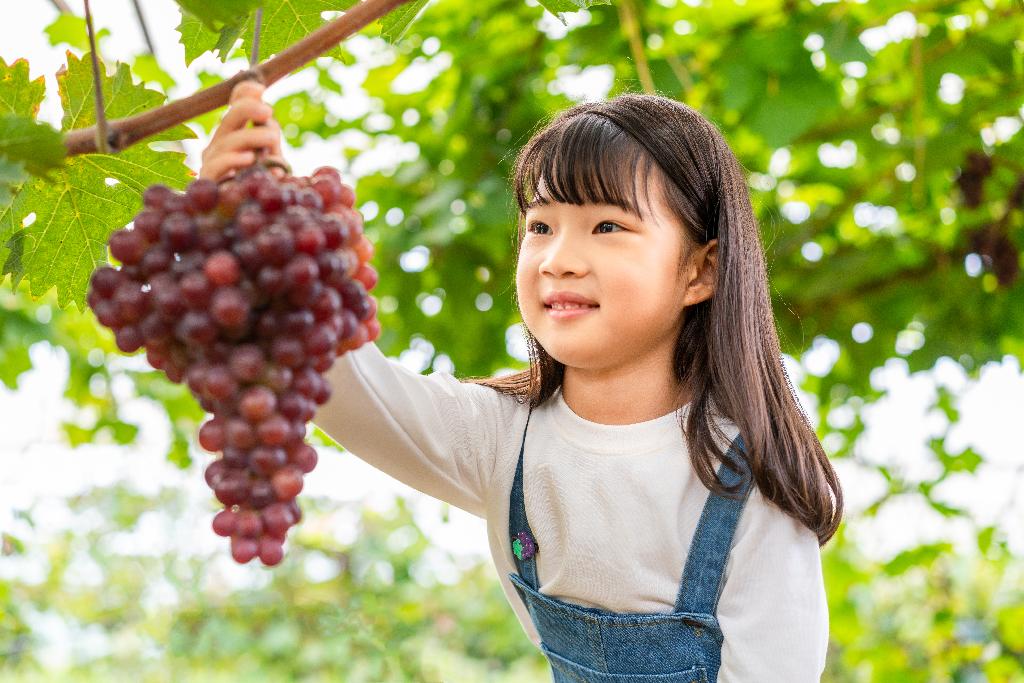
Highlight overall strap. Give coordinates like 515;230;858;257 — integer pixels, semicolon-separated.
674;433;754;615
508;404;540;590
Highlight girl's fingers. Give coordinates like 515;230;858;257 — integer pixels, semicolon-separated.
213;126;282;157
229;80;265;105
198;151;257;181
212;100;273;140
262;118;283;156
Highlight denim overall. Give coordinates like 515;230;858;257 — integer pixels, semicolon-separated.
508;406;753;682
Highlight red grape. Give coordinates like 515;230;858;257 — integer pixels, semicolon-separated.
271;467;303;500
88;165;380;566
204;250;241;286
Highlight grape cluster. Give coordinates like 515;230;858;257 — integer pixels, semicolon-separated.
955;150;993;209
87;165;380;566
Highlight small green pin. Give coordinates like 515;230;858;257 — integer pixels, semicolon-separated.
512;538;524;560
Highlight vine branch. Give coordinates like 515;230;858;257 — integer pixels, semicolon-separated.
47;0;72;13
63;0;415;156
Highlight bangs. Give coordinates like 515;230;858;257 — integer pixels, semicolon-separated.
513;113;660;221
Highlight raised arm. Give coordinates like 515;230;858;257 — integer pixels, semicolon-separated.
313;342;508;518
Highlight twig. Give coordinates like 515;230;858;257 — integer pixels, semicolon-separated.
251;6;263;68
249;6;269;167
131;0;157;56
83;0;110;154
47;0;72;13
617;0;655;94
63;0;415;156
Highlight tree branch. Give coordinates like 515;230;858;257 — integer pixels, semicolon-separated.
63;0;415;156
47;0;72;13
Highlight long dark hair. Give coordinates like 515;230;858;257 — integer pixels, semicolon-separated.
461;93;843;547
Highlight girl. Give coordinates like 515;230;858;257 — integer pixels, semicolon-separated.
201;80;844;682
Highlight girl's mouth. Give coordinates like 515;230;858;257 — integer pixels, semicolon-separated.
544;303;599;320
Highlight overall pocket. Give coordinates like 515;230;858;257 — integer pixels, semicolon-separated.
541;643;709;683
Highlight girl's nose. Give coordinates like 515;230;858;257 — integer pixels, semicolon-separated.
539;233;588;278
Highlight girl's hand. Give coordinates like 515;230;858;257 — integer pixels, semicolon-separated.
199;81;286;182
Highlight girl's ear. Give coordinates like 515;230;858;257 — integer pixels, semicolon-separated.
682;238;718;307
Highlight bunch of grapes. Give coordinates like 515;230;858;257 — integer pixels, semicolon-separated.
955;150;994;209
87;164;380;566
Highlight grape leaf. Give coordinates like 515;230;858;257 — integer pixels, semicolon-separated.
0;115;66;177
56;53;194;141
0;57;45;118
536;0;612;26
44;13;110;51
379;0;430;43
173;0;263;30
0;159;27;206
176;12;244;66
1;52;195;310
0;58;49;270
176;0;358;67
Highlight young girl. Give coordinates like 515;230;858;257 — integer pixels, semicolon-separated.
202;80;844;682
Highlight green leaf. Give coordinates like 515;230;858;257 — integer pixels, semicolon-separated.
177;0;358;66
173;0;263;31
246;0;359;62
0;115;66;177
882;542;952;575
44;13;110;51
0;329;31;389
535;0;611;26
0;57;46;118
57;53;194;142
176;12;230;66
379;0;430;44
131;55;176;92
0;157;28;206
0;52;194;309
62;416;140;447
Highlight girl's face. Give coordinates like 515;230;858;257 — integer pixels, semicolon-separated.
516;178;715;374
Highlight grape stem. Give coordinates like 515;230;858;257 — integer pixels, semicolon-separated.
83;0;112;155
63;0;417;156
250;6;264;69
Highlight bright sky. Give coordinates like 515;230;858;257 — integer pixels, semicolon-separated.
2;0;1024;669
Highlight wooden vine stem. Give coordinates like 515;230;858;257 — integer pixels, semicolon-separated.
63;0;416;157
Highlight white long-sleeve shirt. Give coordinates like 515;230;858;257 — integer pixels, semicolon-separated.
314;341;829;682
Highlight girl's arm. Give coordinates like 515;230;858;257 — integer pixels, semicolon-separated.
716;486;830;682
200;83;506;517
312;342;504;518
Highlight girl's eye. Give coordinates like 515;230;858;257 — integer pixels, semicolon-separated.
526;221;624;235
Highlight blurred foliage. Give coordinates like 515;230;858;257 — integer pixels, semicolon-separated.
2;0;1024;680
